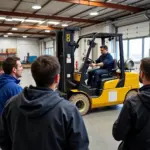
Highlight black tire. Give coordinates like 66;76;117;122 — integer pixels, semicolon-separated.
69;94;90;115
125;90;138;102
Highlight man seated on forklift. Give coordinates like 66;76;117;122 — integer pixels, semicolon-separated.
87;45;114;88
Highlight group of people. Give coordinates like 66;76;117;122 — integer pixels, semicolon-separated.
0;52;150;150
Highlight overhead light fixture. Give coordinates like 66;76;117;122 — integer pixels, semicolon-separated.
48;21;60;25
45;30;50;33
6;18;12;21
23;35;27;38
90;12;98;16
25;19;43;23
38;21;45;24
62;24;68;27
4;35;8;37
0;17;6;20
32;4;41;10
7;32;13;35
12;27;18;31
12;18;25;22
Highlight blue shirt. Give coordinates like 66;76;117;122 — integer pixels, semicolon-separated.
95;53;114;71
0;74;22;114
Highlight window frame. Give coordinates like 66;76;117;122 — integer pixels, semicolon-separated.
116;36;150;63
128;38;143;62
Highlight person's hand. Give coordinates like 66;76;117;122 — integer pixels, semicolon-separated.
90;63;96;67
0;70;4;75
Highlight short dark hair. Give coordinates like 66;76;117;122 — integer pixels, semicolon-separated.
140;57;150;80
2;56;20;74
100;45;108;50
31;55;60;87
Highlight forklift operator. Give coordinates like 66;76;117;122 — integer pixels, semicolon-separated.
87;45;114;87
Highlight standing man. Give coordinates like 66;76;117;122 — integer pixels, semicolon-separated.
113;57;150;150
87;45;114;87
0;56;23;114
0;55;89;150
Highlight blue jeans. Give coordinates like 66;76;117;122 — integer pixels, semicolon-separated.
87;68;108;87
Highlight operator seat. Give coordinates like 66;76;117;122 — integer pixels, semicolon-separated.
101;59;117;78
97;59;118;89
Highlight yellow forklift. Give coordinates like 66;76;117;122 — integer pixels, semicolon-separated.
57;28;139;115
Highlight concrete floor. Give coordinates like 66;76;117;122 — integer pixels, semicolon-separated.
83;105;122;150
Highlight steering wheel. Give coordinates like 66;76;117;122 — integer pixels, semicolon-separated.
83;57;94;64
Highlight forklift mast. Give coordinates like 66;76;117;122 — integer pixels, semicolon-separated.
56;27;79;93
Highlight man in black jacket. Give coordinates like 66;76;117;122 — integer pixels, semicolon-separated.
0;55;89;150
113;57;150;150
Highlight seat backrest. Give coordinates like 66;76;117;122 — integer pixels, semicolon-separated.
113;59;117;70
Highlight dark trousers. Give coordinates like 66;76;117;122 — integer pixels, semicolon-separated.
87;68;109;87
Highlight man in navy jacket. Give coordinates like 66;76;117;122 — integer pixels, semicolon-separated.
87;45;113;87
0;55;89;150
0;57;23;114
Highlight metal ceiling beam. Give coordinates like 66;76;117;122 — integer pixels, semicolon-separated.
87;0;144;20
71;6;96;17
2;0;23;25
56;0;144;12
0;23;62;30
73;0;127;20
75;0;144;28
53;4;77;15
33;0;53;14
12;0;23;12
20;0;53;33
0;10;99;23
0;30;55;36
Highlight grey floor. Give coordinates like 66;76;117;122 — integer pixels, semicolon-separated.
83;105;122;150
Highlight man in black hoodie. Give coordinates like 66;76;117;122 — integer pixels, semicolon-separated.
0;55;89;150
113;57;150;150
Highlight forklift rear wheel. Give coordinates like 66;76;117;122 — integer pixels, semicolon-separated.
125;90;138;102
69;94;90;116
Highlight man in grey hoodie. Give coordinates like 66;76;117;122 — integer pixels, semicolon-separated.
0;55;89;150
113;57;150;150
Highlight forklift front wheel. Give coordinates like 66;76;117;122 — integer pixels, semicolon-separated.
69;94;90;116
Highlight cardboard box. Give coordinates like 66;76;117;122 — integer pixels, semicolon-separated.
12;48;17;53
6;48;17;53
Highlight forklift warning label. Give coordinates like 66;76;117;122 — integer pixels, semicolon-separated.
66;58;71;63
109;91;117;102
66;34;70;42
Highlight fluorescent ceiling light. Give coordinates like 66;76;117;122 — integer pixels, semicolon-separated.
25;19;43;23
45;30;50;33
6;18;12;21
38;21;45;24
23;35;27;38
0;17;6;20
12;18;25;22
4;35;8;37
48;21;59;25
12;27;18;31
32;4;41;10
62;24;68;27
90;12;98;16
7;33;13;35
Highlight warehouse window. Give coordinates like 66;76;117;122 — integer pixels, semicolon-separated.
116;40;128;60
45;48;54;56
129;39;142;62
144;37;150;57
